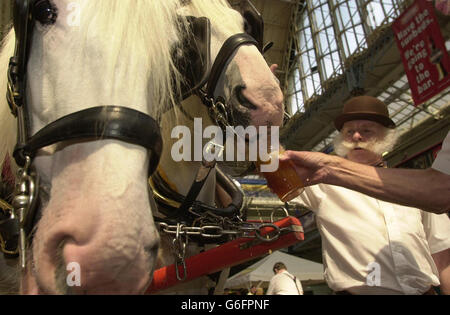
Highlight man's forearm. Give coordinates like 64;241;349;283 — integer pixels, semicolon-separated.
432;249;450;295
326;157;450;214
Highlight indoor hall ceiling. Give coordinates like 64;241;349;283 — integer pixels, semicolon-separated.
280;9;450;153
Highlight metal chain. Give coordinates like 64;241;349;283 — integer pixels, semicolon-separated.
158;215;286;283
208;99;229;129
158;214;284;243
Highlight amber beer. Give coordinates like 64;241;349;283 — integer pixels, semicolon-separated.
257;149;304;202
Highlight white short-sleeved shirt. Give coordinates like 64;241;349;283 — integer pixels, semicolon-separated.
294;184;450;295
432;131;450;175
266;270;304;295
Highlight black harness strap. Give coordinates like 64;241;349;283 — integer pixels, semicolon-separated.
0;202;19;257
239;0;265;53
177;159;217;215
151;167;243;222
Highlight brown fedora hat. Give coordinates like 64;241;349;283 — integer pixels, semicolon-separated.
334;96;396;131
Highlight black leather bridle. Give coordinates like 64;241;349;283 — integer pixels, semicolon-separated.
0;0;272;263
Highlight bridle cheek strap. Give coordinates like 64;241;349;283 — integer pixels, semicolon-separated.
194;33;259;135
205;33;259;98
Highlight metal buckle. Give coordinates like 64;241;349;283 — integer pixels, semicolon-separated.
12;156;39;269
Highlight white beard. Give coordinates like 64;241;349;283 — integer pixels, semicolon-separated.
333;128;399;158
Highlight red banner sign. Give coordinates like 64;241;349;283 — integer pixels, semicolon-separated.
392;0;450;106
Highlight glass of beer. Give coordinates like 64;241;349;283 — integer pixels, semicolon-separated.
257;148;304;202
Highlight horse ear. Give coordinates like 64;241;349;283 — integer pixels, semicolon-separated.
174;16;212;100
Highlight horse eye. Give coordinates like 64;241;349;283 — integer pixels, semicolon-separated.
33;0;58;25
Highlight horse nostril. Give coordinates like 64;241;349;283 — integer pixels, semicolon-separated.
235;85;257;110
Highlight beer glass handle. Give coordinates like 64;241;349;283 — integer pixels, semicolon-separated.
270;206;289;223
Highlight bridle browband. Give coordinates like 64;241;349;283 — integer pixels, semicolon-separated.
0;0;274;268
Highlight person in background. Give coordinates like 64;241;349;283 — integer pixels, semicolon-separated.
247;285;257;295
287;96;450;294
266;262;303;295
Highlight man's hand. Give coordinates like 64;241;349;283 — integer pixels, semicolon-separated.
280;151;337;187
270;64;278;74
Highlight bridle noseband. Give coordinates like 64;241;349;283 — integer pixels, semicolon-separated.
1;0;163;267
198;32;260;133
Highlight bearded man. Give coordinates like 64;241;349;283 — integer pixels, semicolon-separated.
293;96;450;295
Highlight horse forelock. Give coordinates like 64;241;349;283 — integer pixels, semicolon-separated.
0;29;17;172
0;27;19;291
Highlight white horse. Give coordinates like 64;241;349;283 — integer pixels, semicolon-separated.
0;0;283;294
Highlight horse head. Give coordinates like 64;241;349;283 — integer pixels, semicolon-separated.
158;0;284;193
0;0;284;295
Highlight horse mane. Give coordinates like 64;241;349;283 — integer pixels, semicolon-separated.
0;28;17;169
0;0;245;160
78;0;189;117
